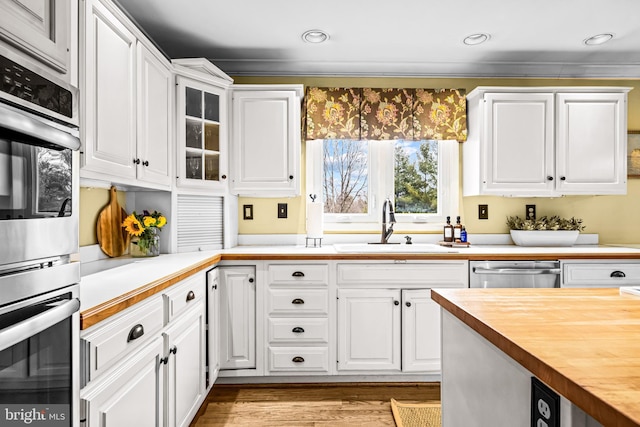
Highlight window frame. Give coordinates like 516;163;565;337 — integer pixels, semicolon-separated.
306;139;459;232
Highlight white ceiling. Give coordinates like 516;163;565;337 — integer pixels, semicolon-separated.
115;0;640;78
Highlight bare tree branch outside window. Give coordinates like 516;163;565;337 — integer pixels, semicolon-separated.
323;140;368;214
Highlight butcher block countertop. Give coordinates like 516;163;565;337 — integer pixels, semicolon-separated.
79;244;640;330
431;287;640;427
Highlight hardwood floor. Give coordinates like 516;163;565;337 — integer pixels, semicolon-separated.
191;382;440;426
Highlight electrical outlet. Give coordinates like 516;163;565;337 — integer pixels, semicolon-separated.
278;203;288;219
526;204;536;220
531;377;559;427
478;204;489;220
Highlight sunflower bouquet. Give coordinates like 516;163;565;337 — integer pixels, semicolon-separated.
122;210;167;256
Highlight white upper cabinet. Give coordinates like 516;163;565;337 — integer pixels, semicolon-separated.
173;59;233;193
230;85;303;197
463;87;630;197
80;0;172;189
0;0;74;84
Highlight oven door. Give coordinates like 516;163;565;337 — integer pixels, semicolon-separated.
0;101;80;267
0;285;79;426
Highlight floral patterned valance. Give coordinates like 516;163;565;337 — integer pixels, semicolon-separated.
305;87;467;142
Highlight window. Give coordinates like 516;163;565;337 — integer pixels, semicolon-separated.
306;139;459;231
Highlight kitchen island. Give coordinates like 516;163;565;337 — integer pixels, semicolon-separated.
431;287;640;427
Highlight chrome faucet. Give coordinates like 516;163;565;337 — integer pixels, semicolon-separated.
380;198;397;244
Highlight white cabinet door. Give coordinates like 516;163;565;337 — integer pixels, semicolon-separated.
176;76;228;191
337;289;401;372
206;268;220;387
231;89;301;196
164;302;206;427
483;92;555;196
402;289;441;373
0;0;70;75
556;92;627;195
82;0;137;179
81;337;164;427
136;42;172;187
219;266;256;370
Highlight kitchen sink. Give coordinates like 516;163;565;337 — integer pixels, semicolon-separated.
333;243;458;253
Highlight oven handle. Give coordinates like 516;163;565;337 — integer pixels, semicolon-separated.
0;298;80;353
0;102;81;151
472;267;561;275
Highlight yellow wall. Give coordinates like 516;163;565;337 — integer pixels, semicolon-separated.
233;76;640;244
79;187;127;246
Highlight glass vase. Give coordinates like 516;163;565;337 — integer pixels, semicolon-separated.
130;228;160;257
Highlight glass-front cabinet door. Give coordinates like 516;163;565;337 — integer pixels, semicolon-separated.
176;76;227;190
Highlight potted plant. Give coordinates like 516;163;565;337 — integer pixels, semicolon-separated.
506;215;585;247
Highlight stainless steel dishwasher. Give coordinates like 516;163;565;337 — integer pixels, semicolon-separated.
470;261;561;288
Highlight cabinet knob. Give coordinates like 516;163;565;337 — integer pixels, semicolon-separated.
547;176;554;181
611;270;626;278
170;345;177;355
127;324;144;342
560;176;566;181
289;175;294;180
221;175;227;180
292;271;305;277
248;277;254;283
292;356;305;363
160;356;169;365
405;301;412;307
292;327;305;333
142;160;149;167
133;158;140;165
186;291;195;302
394;300;400;306
292;298;305;305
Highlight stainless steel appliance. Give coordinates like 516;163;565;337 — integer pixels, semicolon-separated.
0;51;81;427
470;261;561;288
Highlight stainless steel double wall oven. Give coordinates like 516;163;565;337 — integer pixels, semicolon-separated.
0;52;80;427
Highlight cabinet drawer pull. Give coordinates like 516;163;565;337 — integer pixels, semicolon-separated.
292;271;305;277
186;291;195;302
611;270;626;278
292;327;305;333
291;298;305;305
292;356;305;363
127;324;144;342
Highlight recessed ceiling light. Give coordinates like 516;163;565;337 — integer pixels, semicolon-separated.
584;33;614;46
302;30;329;44
463;33;490;46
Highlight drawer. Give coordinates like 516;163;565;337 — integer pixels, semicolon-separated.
562;262;640;287
267;264;329;286
268;318;329;343
337;261;468;288
267;288;329;316
163;273;206;323
267;347;329;373
81;295;163;382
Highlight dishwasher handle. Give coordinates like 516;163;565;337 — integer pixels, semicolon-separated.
472;267;561;275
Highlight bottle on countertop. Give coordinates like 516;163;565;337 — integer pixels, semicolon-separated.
460;226;467;243
444;216;454;242
454;216;462;241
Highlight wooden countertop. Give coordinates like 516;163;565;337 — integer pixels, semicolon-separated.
431;287;640;427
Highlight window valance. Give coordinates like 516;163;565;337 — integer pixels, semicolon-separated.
305;87;467;142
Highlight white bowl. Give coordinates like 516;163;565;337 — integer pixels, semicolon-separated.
510;230;579;247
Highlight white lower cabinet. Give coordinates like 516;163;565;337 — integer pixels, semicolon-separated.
81;272;208;427
219;266;256;370
402;289;442;373
337;289;401;371
206;267;220;387
81;337;164;427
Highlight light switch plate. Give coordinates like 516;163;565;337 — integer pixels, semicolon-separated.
478;204;488;220
278;203;287;219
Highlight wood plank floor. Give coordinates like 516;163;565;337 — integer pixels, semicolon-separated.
190;382;441;426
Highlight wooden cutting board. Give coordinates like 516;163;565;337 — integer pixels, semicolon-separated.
96;186;130;257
